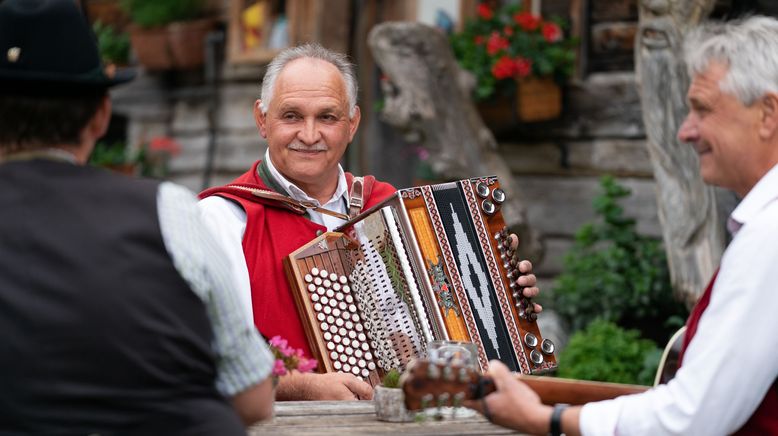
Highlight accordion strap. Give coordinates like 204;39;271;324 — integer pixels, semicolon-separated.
348;176;364;219
223;184;349;220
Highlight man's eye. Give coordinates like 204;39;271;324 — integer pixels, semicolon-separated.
321;114;338;122
282;113;299;120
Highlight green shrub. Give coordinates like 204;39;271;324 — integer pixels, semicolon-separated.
93;21;130;65
120;0;205;28
558;320;662;386
551;176;687;344
89;141;132;167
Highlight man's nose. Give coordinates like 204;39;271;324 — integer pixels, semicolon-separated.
297;118;322;145
677;115;697;143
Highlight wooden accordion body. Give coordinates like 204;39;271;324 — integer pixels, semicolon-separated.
284;176;556;386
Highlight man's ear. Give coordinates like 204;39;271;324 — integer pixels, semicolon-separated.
758;93;778;140
254;100;268;138
348;105;361;142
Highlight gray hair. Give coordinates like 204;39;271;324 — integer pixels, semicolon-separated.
259;43;358;117
685;16;778;105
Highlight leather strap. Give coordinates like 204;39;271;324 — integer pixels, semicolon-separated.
348;176;364;219
227;184;349;220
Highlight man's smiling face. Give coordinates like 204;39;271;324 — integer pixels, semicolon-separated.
255;57;360;196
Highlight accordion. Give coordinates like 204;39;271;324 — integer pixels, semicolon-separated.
284;176;556;386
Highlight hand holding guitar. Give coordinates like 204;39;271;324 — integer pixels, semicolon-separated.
402;359;648;435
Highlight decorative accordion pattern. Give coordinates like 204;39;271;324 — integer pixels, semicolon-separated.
284;176;556;386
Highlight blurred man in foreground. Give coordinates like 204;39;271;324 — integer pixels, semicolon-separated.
0;0;274;432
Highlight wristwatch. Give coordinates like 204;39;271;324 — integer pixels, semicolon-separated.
549;403;569;436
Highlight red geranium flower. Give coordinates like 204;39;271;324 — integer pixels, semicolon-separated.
486;31;510;55
514;11;541;31
542;22;562;42
514;56;533;78
477;3;493;20
491;55;517;79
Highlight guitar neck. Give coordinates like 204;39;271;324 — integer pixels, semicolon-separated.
517;374;648;405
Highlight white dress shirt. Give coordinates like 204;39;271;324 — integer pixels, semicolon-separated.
198;149;350;323
579;163;778;435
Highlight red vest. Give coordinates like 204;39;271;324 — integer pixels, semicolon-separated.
200;161;396;357
679;271;778;435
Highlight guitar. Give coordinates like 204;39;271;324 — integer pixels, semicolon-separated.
401;326;686;410
401;359;648;410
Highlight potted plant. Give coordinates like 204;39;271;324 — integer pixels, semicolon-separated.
450;1;577;122
120;0;215;71
93;20;131;68
89;141;137;176
374;368;416;422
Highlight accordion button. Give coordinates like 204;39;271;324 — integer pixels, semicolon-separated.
333;308;341;317
541;339;555;355
330;351;338;360
333;361;342;370
345;346;354;356
323;306;332;315
330;325;338;334
355;324;363;332
530;350;544;365
367;362;377;371
311;267;320;276
524;332;538;348
482;199;496;215
476;182;490;198
327;342;335;351
365;351;373;360
323;332;332;341
319;269;329;279
333;334;341;343
304;274;313;283
343;363;351;372
358;359;366;368
492;188;506;204
326;289;335;298
355;349;363;358
362;369;370;378
328;315;336;324
317;313;326;322
314;303;323;311
335;318;344;327
352;314;360;323
314;277;322;286
329;298;338;308
329;273;338;282
358;333;366;342
307;284;316;293
362;343;370;352
347;324;355;333
320;296;329;305
340;354;348;363
339;327;347;336
349;356;357;365
339;275;348;285
340;302;349;311
320;322;328;331
337;344;345;353
323;279;332;288
343;285;351;294
352;366;360;376
345;294;354;303
332;283;341;292
343;337;351;347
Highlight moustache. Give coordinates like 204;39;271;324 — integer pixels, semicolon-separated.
288;141;328;152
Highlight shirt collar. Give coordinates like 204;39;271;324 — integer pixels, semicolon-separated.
728;163;778;236
263;148;349;208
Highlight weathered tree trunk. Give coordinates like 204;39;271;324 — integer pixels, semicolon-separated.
636;0;733;306
367;22;544;262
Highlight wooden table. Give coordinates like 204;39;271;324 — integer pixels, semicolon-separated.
248;400;517;435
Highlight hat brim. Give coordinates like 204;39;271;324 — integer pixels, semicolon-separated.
0;66;135;92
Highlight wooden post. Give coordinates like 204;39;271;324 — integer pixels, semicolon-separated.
636;0;728;306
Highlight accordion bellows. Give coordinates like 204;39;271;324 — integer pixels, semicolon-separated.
284;176;556;386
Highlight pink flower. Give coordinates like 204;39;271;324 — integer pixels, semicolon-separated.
515;56;533;77
272;359;288;376
297;358;318;373
477;3;493;20
486;32;509;56
513;12;541;31
542;22;562;42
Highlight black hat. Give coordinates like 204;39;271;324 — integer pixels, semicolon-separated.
0;0;134;92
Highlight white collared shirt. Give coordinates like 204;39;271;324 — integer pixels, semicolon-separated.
263;148;350;230
579;163;778;435
198;151;350;323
